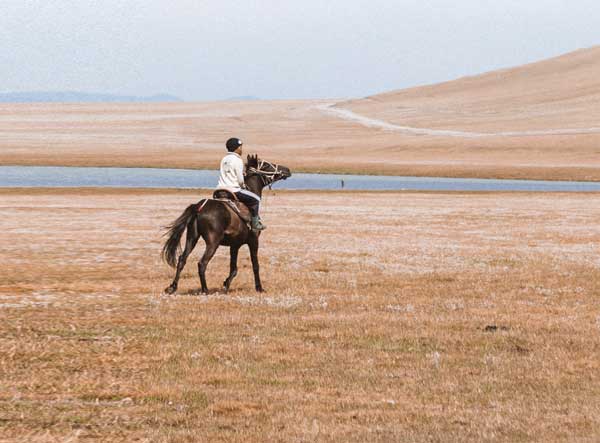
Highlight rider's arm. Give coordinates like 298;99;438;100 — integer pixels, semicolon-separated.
235;157;245;188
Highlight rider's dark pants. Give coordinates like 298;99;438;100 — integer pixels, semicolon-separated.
235;190;260;218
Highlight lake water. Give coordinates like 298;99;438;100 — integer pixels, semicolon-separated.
1;166;600;192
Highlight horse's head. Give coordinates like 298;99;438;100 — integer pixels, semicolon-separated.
245;154;291;188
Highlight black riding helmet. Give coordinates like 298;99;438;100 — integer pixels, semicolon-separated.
226;137;243;152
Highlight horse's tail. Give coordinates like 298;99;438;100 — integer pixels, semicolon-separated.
162;203;200;268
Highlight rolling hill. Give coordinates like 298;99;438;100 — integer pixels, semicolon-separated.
337;46;600;134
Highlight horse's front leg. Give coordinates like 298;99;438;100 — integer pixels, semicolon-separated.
248;237;263;292
222;245;240;293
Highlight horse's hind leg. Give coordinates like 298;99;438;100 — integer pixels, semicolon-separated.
198;234;221;294
222;245;240;293
165;222;199;294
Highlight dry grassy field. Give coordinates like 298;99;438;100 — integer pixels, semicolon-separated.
2;99;600;182
1;188;599;442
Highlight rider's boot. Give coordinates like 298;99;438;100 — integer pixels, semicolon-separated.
251;216;266;231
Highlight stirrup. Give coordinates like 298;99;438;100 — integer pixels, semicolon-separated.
251;217;266;231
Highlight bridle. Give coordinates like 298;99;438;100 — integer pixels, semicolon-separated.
246;159;284;188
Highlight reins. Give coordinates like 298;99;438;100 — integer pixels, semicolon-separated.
245;159;283;215
246;159;282;189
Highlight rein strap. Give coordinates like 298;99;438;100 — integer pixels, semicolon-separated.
246;159;281;187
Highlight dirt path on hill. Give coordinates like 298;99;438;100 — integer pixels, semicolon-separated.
317;104;600;138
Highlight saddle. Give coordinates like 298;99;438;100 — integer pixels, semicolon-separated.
213;189;238;201
208;190;251;225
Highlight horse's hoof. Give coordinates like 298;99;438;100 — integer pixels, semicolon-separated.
222;286;229;294
164;286;176;295
256;286;264;293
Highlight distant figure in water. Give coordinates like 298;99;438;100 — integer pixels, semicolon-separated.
341;179;345;189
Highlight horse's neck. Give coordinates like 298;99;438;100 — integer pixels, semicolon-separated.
245;175;264;197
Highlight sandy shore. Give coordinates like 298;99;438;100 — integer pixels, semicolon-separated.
1;188;599;441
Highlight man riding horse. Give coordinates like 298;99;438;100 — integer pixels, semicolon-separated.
217;137;265;231
162;141;291;294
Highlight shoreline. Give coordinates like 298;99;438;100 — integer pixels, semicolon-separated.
2;162;600;183
1;187;599;197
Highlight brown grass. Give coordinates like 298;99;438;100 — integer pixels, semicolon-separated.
1;98;600;181
1;188;600;442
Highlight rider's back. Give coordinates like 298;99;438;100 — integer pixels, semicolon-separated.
217;152;244;192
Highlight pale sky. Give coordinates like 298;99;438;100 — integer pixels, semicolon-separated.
1;0;598;100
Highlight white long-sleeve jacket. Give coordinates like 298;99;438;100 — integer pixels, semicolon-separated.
216;152;245;191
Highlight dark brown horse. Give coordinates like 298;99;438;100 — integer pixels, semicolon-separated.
162;155;291;294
